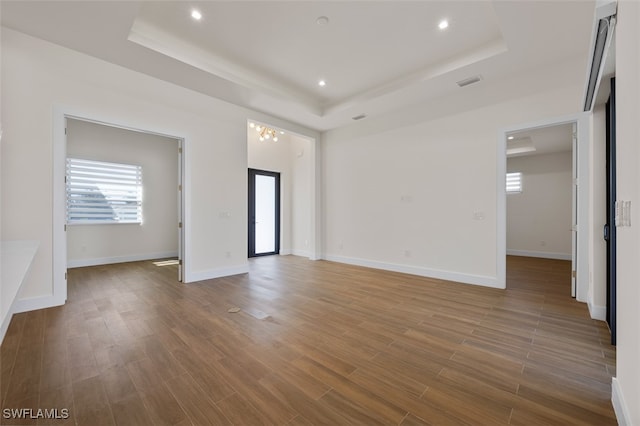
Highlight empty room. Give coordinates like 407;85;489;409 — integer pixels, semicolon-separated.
1;1;639;425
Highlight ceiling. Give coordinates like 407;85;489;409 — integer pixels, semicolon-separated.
0;1;597;132
507;123;574;158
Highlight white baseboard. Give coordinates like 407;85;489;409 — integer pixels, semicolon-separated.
290;249;312;258
587;301;607;321
323;254;500;288
1;294;65;345
506;249;572;260
14;294;65;314
0;294;22;346
185;264;249;283
612;377;632;426
279;249;292;255
68;251;178;268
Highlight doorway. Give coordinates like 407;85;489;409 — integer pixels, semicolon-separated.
503;119;580;296
55;114;186;306
248;168;281;257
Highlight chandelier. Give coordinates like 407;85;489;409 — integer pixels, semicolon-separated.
249;122;281;141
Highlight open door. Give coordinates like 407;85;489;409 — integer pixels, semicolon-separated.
571;122;578;298
177;139;184;282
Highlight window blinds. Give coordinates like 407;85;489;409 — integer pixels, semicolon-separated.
66;158;142;224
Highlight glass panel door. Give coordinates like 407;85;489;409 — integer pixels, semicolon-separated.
248;169;280;257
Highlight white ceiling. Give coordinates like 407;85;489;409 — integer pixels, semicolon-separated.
0;1;597;132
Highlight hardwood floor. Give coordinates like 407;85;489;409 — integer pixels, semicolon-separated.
0;255;616;425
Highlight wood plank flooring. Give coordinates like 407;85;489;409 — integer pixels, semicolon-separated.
0;255;616;425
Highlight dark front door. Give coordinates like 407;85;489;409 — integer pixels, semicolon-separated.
605;77;616;345
248;169;280;257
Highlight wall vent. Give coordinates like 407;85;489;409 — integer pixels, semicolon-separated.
456;75;483;87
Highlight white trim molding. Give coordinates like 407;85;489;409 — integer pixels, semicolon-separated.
185;264;249;283
612;377;632;426
14;295;65;315
587;301;607;321
324;254;499;288
506;250;572;261
67;251;179;268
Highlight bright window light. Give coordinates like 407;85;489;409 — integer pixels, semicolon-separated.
506;172;523;194
66;158;143;224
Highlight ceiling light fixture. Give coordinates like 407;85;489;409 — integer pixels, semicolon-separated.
316;16;329;26
508;136;515;140
318;80;327;87
191;9;202;20
250;123;280;142
438;20;449;30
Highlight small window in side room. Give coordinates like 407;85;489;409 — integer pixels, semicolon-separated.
66;158;143;224
506;172;523;194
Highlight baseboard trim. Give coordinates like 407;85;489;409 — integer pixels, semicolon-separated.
0;295;22;346
506;249;572;260
587;301;607;321
14;295;65;314
1;294;66;345
290;249;312;258
612;377;632;426
68;251;178;268
279;249;292;255
185;264;249;283
323;254;500;288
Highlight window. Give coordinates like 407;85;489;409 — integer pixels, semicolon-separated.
506;172;522;194
66;158;143;224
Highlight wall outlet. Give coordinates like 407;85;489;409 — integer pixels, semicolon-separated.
473;211;485;220
225;251;231;258
404;250;412;258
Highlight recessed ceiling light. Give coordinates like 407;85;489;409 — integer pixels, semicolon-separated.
438;20;449;30
316;16;329;26
318;80;326;87
508;136;515;140
191;9;202;21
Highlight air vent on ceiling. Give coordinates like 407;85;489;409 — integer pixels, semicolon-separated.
352;114;367;121
456;75;483;88
583;0;617;111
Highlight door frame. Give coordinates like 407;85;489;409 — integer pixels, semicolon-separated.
53;106;188;306
248;168;281;257
605;77;616;344
498;112;590;302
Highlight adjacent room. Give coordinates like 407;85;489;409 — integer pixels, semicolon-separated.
1;1;638;425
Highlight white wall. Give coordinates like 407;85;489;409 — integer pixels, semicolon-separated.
247;125;312;257
290;135;312;256
322;84;583;288
612;1;640;424
0;28;318;313
507;151;573;259
66;119;179;267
